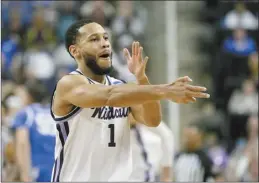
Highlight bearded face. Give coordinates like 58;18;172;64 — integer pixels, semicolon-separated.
70;22;113;75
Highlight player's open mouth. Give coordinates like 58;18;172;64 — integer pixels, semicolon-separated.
99;53;110;59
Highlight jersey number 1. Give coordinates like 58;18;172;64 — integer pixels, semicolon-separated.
108;124;116;147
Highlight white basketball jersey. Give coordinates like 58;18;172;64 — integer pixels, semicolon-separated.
129;122;174;182
50;69;132;182
129;125;157;182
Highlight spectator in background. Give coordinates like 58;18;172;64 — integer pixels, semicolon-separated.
24;7;56;51
41;2;58;28
2;7;25;80
56;1;79;42
222;2;258;30
227;79;257;152
228;79;258;115
2;1;33;27
248;52;258;85
225;115;258;181
10;81;56;182
174;124;219;182
52;1;79;79
80;0;115;28
222;28;257;57
22;48;56;94
110;2;148;82
6;9;26;43
1;35;20;80
112;1;146;42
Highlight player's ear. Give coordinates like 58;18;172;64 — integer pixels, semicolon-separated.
69;45;79;58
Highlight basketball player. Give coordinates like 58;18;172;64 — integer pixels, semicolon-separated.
11;81;56;182
50;19;210;182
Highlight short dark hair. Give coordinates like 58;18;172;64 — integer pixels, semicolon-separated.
65;19;93;58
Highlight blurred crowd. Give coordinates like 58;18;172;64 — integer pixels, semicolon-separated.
195;1;258;181
1;0;258;182
1;1;148;86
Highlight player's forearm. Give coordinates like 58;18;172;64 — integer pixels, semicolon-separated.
106;84;168;107
136;76;162;124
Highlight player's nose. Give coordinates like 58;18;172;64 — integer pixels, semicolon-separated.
101;38;110;48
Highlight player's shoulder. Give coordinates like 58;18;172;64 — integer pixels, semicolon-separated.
57;72;89;90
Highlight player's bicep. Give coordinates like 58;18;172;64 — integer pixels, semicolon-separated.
56;75;111;108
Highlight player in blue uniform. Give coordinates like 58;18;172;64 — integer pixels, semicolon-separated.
11;81;56;182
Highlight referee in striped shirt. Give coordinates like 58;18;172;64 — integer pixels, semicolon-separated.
174;124;218;182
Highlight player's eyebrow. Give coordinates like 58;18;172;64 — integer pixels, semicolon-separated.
87;32;108;39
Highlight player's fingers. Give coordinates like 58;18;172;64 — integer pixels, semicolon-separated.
186;85;207;92
187;96;196;102
135;41;139;56
132;41;135;56
183;97;196;104
192;97;196;102
176;76;192;83
186;91;210;98
139;47;144;63
142;56;149;70
123;48;131;61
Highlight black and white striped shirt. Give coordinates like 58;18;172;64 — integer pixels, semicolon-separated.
174;150;215;182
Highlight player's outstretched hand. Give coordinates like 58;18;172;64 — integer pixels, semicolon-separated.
168;76;210;104
123;41;148;79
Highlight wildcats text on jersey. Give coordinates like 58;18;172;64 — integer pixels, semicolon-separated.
91;106;130;120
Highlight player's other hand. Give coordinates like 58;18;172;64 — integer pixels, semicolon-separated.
123;41;148;80
168;76;210;104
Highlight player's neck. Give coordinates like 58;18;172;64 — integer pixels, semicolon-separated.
78;65;106;84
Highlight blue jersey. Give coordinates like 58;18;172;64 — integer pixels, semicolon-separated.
11;103;56;182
